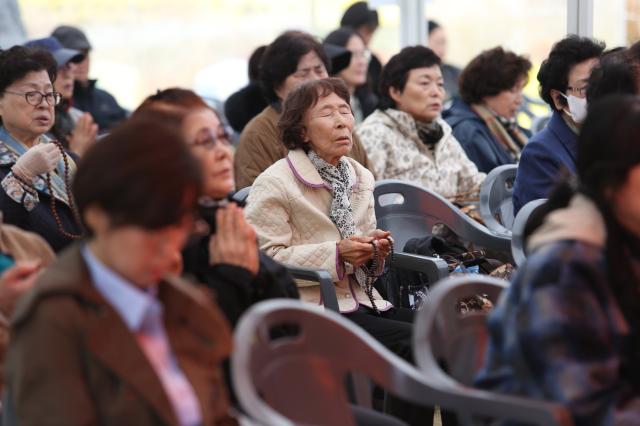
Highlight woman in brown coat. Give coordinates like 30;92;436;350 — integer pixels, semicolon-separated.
5;114;236;425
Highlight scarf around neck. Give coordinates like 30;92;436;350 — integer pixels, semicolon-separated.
471;103;527;161
415;120;444;148
307;150;376;288
307;150;356;238
0;126;71;205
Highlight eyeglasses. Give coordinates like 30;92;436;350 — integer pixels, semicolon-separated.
567;85;588;96
189;127;231;150
4;90;62;106
351;49;372;62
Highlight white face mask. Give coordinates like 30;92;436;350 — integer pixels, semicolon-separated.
560;92;588;123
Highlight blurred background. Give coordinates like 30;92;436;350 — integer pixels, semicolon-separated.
1;0;639;111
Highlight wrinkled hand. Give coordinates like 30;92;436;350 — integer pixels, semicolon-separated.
12;143;61;181
0;261;42;317
209;203;260;277
369;229;392;260
68;113;98;156
338;236;375;267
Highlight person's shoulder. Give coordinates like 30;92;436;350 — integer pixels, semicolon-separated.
238;106;279;142
345;157;374;189
251;157;292;188
357;109;397;136
519;240;606;290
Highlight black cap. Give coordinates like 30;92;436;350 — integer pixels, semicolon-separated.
52;25;92;51
323;44;352;75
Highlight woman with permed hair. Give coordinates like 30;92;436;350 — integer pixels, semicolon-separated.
444;46;531;173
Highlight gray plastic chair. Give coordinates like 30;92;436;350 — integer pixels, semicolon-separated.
284;264;340;312
511;198;547;267
232;299;444;426
232;186;251;204
479;164;517;235
413;275;573;426
374;180;512;256
286;257;448;312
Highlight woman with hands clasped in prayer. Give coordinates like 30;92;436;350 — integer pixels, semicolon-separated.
0;46;82;252
246;78;438;425
135;89;298;329
245;78;415;359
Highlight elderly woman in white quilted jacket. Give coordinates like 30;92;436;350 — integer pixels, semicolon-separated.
356;45;485;201
245;77;422;362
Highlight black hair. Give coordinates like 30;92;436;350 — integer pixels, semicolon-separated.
0;46;58;126
340;1;379;30
587;48;640;105
248;45;267;83
259;30;330;103
73;112;202;234
537;35;605;111
427;20;440;35
378;45;441;109
324;27;360;48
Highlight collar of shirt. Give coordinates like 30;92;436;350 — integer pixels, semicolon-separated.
81;245;160;332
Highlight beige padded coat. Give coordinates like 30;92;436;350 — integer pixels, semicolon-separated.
245;149;392;313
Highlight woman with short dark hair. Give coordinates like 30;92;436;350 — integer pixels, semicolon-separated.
444;46;532;173
0;45;82;252
478;95;640;426
233;30;371;189
356;45;485;200
6;114;237;425
512;35;604;213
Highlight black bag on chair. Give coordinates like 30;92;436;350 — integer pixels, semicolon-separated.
380;236;507;310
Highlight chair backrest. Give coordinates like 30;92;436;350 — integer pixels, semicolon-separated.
511;198;547;267
232;186;251;204
374;180;511;255
414;275;508;386
479;164;517;234
413;275;573;426
232;300;454;426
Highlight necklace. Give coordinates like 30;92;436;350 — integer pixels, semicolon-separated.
45;140;82;240
361;237;394;315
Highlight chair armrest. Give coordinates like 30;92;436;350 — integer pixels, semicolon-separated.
285;265;340;312
390;252;449;285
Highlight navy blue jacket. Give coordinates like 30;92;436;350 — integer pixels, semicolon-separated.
72;80;128;131
512;111;577;214
443;98;528;173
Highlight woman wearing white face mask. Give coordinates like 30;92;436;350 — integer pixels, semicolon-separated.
512;35;604;214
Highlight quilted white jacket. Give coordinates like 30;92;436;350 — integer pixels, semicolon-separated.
245;149;392;313
356;108;486;199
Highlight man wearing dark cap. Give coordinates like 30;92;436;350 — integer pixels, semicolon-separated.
52;25;127;131
24;36;97;156
339;1;383;95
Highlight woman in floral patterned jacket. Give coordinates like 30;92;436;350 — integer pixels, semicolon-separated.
356;45;485;200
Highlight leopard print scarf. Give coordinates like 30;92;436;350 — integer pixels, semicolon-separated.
307;150;376;294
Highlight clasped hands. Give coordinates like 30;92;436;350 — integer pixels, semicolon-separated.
337;229;392;268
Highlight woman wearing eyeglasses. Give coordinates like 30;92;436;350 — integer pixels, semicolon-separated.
0;45;82;252
323;27;378;123
135;89;298;330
